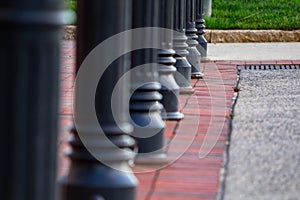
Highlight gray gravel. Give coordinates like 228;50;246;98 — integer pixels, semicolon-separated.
223;69;300;200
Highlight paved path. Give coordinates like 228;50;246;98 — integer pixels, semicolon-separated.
223;68;300;200
134;62;237;200
58;41;300;200
58;40;237;200
208;42;300;61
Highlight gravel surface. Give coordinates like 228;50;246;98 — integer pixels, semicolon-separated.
223;69;300;200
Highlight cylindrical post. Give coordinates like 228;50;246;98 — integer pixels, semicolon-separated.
0;1;63;200
196;0;208;59
60;0;137;199
158;0;184;120
186;0;204;78
173;0;194;94
130;0;166;163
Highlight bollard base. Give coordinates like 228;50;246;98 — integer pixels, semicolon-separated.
196;43;207;59
59;164;137;200
201;56;210;62
191;72;204;79
161;111;184;121
179;86;195;94
159;88;184;121
134;152;170;166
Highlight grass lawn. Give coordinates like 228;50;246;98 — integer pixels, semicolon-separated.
205;0;300;30
65;0;299;30
65;0;76;11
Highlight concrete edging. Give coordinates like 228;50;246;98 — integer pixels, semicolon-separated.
63;26;300;43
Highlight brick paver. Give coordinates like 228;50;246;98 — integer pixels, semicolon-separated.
132;61;237;200
58;41;76;176
58;40;237;199
58;40;300;200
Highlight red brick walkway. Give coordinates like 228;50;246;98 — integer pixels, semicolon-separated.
58;41;236;200
133;61;238;200
58;40;300;199
58;40;238;200
58;41;76;176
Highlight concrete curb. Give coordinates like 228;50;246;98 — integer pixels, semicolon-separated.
63;26;300;43
206;29;300;43
64;26;76;40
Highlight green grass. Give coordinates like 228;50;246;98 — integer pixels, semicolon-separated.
65;0;76;11
205;0;300;30
64;0;76;24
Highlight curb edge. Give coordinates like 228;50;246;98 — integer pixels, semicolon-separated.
63;26;300;43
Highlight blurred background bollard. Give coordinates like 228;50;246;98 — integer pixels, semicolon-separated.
130;0;166;164
60;0;137;199
158;0;184;121
196;0;208;59
202;0;212;17
0;0;63;200
186;0;204;79
173;0;194;94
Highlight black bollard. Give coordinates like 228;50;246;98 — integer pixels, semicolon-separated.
173;0;194;94
158;0;184;121
196;0;208;59
0;0;64;200
130;0;166;164
60;0;137;200
186;0;204;78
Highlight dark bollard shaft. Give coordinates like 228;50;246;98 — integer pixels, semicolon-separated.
158;0;184;121
173;0;194;94
130;0;167;164
196;0;208;59
186;0;204;79
60;0;137;200
0;0;64;200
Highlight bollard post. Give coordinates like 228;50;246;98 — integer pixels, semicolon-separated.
173;0;194;94
196;0;208;59
158;0;184;121
60;0;137;199
130;0;166;163
0;0;63;200
186;0;204;79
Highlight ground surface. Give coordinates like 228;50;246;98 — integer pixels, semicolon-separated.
58;41;300;200
58;40;237;200
224;69;300;200
207;43;300;61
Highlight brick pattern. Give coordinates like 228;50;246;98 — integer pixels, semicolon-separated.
133;61;237;200
57;41;237;199
58;41;76;176
58;40;300;200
